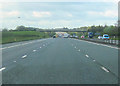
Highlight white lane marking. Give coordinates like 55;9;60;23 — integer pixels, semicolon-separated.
1;39;47;50
85;55;89;58
1;44;21;49
78;49;80;51
22;55;27;58
74;46;76;48
93;60;96;62
0;67;6;71
13;61;16;62
33;50;37;52
100;44;119;49
40;47;42;48
101;67;109;72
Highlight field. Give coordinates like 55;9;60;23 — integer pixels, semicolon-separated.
1;31;55;44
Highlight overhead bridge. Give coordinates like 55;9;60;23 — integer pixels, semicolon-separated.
38;29;87;32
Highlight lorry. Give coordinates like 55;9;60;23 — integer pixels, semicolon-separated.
88;32;93;38
63;33;69;38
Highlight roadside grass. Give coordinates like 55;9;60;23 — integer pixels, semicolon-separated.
109;37;119;40
1;31;54;44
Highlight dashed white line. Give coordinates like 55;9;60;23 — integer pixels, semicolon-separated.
85;55;89;58
33;50;37;52
101;66;109;72
13;61;17;62
0;67;6;71
93;60;96;62
74;46;76;48
40;47;42;48
22;55;27;58
78;49;80;51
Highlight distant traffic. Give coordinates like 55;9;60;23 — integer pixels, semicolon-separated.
53;32;110;40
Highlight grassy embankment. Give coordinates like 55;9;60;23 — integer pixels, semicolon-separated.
1;31;55;44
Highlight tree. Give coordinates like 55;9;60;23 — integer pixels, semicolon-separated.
104;25;118;36
16;26;39;31
16;26;26;31
2;28;8;32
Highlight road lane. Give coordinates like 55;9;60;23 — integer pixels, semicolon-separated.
71;39;118;76
2;38;52;66
2;38;118;84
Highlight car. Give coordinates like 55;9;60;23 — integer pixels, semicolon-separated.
53;35;56;38
75;36;78;38
63;33;69;38
81;35;84;38
102;34;109;40
70;35;73;38
98;36;103;39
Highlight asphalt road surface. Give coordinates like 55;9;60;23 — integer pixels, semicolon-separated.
1;38;119;84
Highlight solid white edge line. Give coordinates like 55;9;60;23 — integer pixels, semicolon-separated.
0;67;6;71
1;39;47;50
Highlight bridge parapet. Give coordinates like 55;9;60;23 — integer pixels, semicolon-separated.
38;29;87;32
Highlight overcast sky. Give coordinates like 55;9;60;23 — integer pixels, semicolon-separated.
0;0;118;30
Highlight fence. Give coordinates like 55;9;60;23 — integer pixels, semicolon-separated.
79;38;119;46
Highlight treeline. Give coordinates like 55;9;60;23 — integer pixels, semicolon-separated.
76;25;118;36
15;26;39;31
2;26;43;31
15;26;41;31
2;25;119;37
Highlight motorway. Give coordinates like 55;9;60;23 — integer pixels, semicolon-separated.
1;38;119;84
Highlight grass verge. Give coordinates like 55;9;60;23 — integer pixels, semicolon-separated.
1;31;55;44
